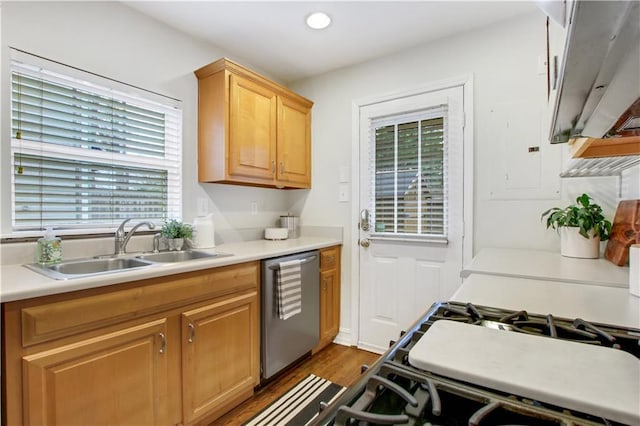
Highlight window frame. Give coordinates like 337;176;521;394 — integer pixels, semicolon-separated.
368;105;449;243
8;49;183;235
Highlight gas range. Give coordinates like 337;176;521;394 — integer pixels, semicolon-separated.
310;301;640;426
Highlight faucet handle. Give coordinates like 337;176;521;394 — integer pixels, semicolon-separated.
153;233;162;253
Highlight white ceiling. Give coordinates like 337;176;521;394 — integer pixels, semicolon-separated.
124;1;539;84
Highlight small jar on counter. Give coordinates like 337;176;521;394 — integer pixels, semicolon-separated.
36;228;62;265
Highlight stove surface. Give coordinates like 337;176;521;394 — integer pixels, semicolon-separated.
408;319;639;424
310;301;640;426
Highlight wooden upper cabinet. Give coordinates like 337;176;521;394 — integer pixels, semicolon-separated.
277;95;312;186
229;74;277;180
195;58;313;189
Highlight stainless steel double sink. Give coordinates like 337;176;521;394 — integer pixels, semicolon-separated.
25;250;232;280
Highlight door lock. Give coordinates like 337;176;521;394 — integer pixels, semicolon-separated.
360;209;370;231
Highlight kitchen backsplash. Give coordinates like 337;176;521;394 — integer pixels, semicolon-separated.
0;226;343;266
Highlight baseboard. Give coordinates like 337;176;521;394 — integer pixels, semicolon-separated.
333;328;351;347
353;342;386;355
330;329;385;355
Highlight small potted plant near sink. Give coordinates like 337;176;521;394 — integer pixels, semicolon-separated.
541;193;612;259
160;219;193;251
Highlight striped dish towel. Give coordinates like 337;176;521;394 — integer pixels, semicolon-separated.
277;259;302;320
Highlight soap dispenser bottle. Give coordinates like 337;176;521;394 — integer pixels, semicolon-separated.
36;228;62;265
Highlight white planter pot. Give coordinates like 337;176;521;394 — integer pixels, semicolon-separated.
166;238;184;251
560;227;600;259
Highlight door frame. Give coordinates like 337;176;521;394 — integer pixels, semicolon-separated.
348;75;475;347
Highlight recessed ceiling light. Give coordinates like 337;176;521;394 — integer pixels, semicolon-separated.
306;12;331;30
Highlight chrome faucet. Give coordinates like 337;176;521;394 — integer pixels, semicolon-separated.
114;218;156;255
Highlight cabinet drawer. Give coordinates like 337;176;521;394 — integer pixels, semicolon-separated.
320;247;339;270
21;262;259;347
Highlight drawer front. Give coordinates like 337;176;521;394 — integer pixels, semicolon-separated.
320;246;339;270
21;261;259;347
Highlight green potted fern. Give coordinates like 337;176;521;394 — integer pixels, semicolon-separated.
160;219;193;251
541;193;612;258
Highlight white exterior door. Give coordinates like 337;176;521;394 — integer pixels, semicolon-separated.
357;86;465;353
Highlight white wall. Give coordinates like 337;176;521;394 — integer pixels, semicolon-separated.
0;1;294;239
291;11;562;252
621;165;640;200
2;2;631;339
289;11;624;337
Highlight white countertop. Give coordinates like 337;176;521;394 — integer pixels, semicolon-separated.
452;274;640;329
0;236;341;303
463;248;629;287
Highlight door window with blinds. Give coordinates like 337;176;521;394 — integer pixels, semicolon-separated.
369;106;448;241
9;50;182;232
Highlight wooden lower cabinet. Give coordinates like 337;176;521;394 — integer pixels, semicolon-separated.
314;246;341;353
319;269;340;343
22;319;169;425
2;261;260;426
182;291;259;424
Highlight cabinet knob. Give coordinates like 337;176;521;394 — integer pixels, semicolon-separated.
271;160;276;174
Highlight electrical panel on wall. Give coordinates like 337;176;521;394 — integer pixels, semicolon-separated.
488;101;562;200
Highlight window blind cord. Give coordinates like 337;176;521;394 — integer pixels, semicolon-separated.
39;75;44;231
15;72;24;174
110;96;115;225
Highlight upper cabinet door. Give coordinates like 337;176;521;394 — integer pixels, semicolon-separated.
277;95;312;188
229;74;278;181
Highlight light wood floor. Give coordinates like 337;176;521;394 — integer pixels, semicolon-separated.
210;344;380;425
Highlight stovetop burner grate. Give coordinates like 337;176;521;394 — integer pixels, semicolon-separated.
413;302;640;359
334;360;615;426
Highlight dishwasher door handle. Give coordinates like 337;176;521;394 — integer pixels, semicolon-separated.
268;255;317;270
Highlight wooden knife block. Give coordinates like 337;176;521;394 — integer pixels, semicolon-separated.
605;200;640;266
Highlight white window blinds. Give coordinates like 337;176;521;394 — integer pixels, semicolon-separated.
369;106;448;241
10;50;182;231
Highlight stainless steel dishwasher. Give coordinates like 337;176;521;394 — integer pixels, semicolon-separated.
261;250;319;381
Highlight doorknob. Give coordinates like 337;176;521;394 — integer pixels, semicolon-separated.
359;238;370;248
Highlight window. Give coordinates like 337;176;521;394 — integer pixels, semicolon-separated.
369;106;447;240
10;50;182;232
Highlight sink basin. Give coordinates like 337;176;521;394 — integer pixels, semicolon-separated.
136;250;226;263
25;257;154;280
50;258;153;274
24;250;232;280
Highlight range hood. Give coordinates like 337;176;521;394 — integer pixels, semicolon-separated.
549;0;640;144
